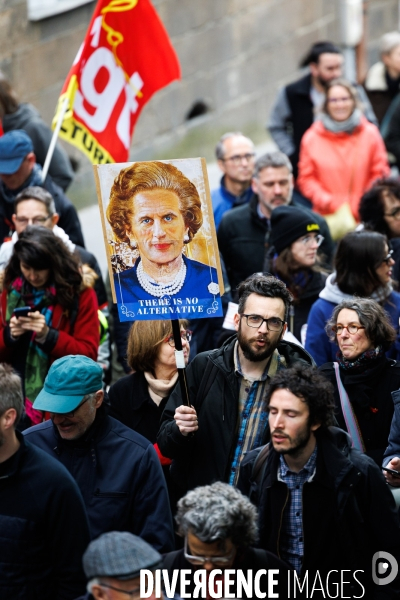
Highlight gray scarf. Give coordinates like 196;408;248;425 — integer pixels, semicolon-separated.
320;108;362;134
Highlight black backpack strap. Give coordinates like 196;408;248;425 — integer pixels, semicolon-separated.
251;443;270;495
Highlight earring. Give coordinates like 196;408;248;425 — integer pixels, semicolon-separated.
130;239;138;250
183;234;190;243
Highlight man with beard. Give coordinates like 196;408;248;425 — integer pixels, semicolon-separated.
217;152;332;296
157;274;314;499
268;41;376;178
237;366;400;599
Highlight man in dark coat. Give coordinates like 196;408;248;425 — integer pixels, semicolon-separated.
24;354;175;553
237;365;400;599
217;151;332;297
157;274;314;497
0;362;90;600
268;41;376;178
0;130;84;246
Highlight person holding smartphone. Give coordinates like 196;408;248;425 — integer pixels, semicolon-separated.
0;226;99;429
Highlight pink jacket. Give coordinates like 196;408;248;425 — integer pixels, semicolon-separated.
297;115;390;219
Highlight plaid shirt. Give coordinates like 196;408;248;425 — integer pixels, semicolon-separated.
229;342;286;485
278;446;318;573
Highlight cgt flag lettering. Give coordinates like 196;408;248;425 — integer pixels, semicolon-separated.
52;0;180;164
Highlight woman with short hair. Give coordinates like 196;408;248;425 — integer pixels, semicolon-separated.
305;230;400;366
319;298;400;466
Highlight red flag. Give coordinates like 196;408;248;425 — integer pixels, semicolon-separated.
53;0;180;164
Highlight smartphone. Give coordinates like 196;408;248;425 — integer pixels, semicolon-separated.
12;306;32;318
382;466;400;478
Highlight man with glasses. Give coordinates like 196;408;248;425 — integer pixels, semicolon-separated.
218;151;333;296
78;531;161;600
0;130;84;246
24;354;174;553
162;482;288;597
211;132;255;229
157;274;314;496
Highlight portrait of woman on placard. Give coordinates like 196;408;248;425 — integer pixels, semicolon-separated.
107;161;220;314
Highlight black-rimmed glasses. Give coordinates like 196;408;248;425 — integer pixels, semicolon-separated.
99;582;141;598
240;314;285;331
382;249;394;264
165;330;192;347
60;397;91;418
331;323;365;335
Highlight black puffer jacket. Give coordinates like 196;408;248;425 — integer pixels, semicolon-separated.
157;335;314;494
237;426;400;599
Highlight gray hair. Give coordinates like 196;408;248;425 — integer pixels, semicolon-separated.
325;298;396;351
15;186;56;216
175;482;258;548
254;151;293;178
0;363;24;423
215;132;254;160
380;31;400;56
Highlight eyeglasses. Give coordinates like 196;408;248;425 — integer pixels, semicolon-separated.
99;582;141;598
241;314;285;331
331;323;365;335
382;249;394;265
384;207;400;220
60;396;91;418
222;153;255;164
14;215;52;226
327;96;353;104
184;537;235;566
299;234;324;247
165;330;192;347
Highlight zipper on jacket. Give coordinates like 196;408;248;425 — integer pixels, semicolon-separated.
276;487;290;558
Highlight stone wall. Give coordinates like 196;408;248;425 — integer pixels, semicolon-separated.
0;0;397;207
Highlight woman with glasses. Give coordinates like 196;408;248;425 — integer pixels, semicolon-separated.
107;319;190;469
0;226;99;429
297;79;389;221
359;178;400;284
319;298;400;466
162;482;289;597
265;205;328;344
305;230;400;366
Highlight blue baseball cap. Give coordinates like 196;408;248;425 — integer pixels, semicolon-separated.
0;130;33;174
33;355;103;413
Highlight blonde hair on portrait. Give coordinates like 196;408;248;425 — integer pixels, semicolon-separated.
107;161;203;246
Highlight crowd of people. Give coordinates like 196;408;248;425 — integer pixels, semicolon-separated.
3;36;400;600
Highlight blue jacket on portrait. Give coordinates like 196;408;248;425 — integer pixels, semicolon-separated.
114;254;222;321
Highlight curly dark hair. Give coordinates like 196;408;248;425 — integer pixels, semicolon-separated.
107;161;203;245
237;274;293;320
4;226;82;309
265;365;336;428
359;178;400;238
325;298;396;351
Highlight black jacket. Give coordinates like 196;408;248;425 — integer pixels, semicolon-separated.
0;433;89;600
107;370;170;443
285;74;316;177
157;335;314;494
319;357;400;467
218;195;332;296
237;426;400;598
0;174;84;247
23;408;174;552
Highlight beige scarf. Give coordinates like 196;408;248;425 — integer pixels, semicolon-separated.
144;371;179;406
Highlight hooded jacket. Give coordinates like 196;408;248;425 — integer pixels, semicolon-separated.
3;103;74;191
297;116;390;220
23;407;175;553
237;427;400;598
157;335;314;495
304;273;400;366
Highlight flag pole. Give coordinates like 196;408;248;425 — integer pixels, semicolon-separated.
42;95;69;181
171;318;190;407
